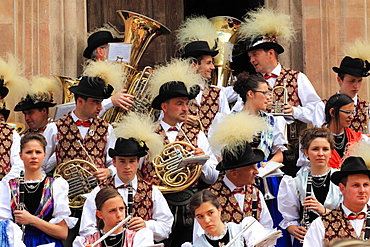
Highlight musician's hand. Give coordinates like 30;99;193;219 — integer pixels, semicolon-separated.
14;209;36;225
283;104;294;115
287;225;307;242
185;115;200;127
128;217;146;231
194;148;205;156
303;196;325;215
94;168;111;181
111;89;134;111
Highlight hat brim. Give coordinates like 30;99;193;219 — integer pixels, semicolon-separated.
69;85;113;99
216;149;265;171
108;148;147;158
0;87;9;99
248;42;284;54
83;38;122;59
332;67;368;77
331;170;370;185
14;102;56;112
151;91;197;110
182;50;219;59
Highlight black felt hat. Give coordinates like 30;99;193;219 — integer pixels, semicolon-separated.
0;107;10;121
151;81;197;110
216;142;264;171
0;76;8;99
181;41;219;58
69;76;113;99
247;36;284;54
331;156;370;185
83;31;122;59
332;56;370;77
14;94;56;112
109;137;149;158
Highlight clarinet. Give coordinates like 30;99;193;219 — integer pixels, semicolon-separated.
126;181;133;228
251;187;258;219
364;205;370;240
17;171;26;241
300;174;312;230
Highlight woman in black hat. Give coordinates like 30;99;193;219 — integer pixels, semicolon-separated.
324;94;367;169
278;127;342;246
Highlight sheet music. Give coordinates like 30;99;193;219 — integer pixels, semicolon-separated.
108;42;132;62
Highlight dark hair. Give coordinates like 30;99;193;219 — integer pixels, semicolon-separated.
324;94;354;128
95;187;124;230
20;133;47;152
188;189;220;218
300;127;335;152
337;72;345;81
74;93;89;104
233;72;267;103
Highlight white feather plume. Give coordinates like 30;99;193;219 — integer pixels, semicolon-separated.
175;16;219;50
209;111;268;156
239;7;295;43
346;140;370;169
114;112;164;158
344;39;370;62
27;76;61;104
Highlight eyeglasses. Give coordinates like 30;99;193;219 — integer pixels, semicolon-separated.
252;90;272;97
338;109;356;116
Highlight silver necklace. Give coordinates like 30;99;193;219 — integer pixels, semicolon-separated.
334;132;346;150
24;181;42;193
103;231;124;247
312;172;329;188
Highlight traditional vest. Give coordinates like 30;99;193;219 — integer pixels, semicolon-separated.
0;123;14;174
188;85;221;136
100;176;153;221
209;177;262;223
55;113;108;168
322;206;369;243
141;123;200;186
328;128;362;169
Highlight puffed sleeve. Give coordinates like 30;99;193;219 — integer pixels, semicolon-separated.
302;217;325;247
49;177;78;228
0;180;13;220
277;175;301;229
79;186;101;237
132;228;154;247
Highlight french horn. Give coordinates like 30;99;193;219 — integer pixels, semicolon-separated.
53;159;98;208
152;141;203;194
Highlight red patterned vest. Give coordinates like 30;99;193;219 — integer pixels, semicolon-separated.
55;113;108;168
141;123;200;186
322;206;369;243
209;177;262;223
100;176;153;221
188;85;221;136
0;123;14;174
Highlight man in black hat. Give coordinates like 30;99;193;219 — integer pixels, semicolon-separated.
304;156;370;246
193;142;273;241
179;40;230;136
79;137;174;242
43;76;117;181
315;56;370;133
84;30;134;115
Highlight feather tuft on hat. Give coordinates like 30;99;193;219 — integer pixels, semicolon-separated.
346;140;370;169
27;76;61;104
344;39;370;62
114;112;164;159
0;53;29;108
175;16;219;50
148;58;203;99
82;60;128;92
239;7;295;43
209;111;268;157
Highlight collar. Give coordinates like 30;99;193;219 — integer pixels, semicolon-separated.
114;175;138;190
342;203;368;217
160;120;184;132
223;175;245;193
71;111;93;124
263;63;281;77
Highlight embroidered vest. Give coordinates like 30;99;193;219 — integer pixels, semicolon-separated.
209;178;262;223
0;123;14;174
322;206;369;243
188;85;221;136
55;113;108;168
100;177;153;221
141;123;200;185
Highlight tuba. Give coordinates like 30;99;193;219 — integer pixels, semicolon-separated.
209;16;241;87
102;10;171;123
54;159;98;208
152;141;203;194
